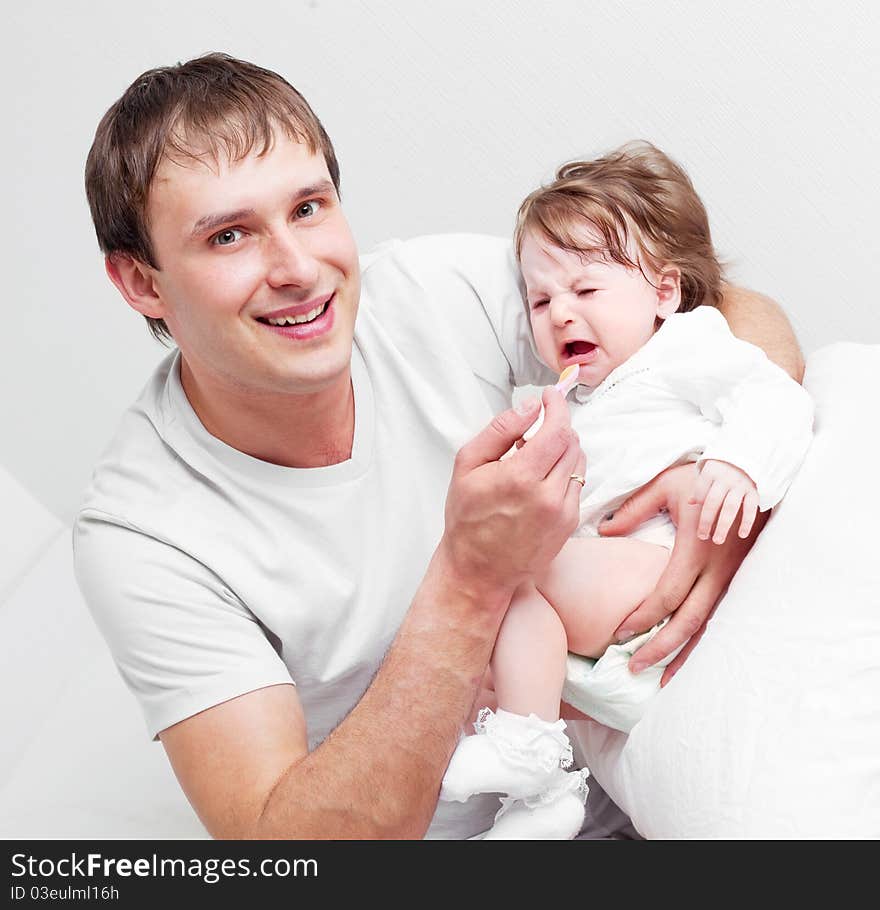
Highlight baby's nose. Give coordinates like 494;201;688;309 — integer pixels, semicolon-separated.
550;296;576;325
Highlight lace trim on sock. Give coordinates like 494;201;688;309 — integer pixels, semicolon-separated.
473;707;574;772
495;767;591;821
521;767;590;808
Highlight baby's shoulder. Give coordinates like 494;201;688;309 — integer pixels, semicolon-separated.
660;305;730;341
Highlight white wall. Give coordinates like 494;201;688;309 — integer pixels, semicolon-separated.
4;0;878;523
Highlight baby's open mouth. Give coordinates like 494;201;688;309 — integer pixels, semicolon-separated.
564;340;596;358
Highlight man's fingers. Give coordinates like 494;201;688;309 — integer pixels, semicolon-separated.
614;527;707;640
659;621;707;686
630;521;740;673
614;563;699;640
598;478;668;537
455;396;541;471
558;448;586;509
614;576;692;644
628;575;716;672
546;427;583;490
516;387;575;479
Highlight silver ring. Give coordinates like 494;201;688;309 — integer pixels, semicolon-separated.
569;473;586;487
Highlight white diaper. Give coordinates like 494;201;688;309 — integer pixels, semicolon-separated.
562;620;682;733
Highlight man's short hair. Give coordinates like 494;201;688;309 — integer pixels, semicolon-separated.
514;141;724;313
85;52;341;343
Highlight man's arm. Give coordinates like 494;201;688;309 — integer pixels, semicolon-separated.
161;389;585;838
717;284;805;382
163;548;543;838
160;555;513;839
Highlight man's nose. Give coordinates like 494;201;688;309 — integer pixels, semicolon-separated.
264;228;320;289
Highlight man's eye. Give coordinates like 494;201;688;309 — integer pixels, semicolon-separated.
211;228;243;246
531;299;548;310
296;200;322;219
576;288;596;297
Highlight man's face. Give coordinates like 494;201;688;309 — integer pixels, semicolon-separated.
145;133;360;399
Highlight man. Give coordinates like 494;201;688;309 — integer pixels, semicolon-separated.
75;53;803;839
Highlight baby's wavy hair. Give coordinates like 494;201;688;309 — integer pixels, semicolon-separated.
514;141;723;312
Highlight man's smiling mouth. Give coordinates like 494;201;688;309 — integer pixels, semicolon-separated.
255;292;334;328
254;292;336;339
258;300;330;326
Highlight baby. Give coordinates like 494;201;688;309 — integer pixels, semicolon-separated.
440;142;815;839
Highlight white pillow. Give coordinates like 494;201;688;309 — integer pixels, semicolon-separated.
570;342;880;838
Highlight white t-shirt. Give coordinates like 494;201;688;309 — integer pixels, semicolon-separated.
569;305;815;538
73;234;552;840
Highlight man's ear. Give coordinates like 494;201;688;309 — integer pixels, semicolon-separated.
105;254;165;319
655;265;681;320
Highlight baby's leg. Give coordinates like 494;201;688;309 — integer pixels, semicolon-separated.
536;537;670;659
491;582;568;722
442;582;587;836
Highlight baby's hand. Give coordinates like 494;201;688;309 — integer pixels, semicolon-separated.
689;460;759;544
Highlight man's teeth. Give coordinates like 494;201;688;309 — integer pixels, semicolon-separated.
265;302;327;326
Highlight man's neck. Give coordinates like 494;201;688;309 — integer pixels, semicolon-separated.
179;359;356;468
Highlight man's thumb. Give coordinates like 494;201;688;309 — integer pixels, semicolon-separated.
457;396;541;469
598;484;663;536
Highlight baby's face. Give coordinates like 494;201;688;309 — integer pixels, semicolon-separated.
520;228;673;387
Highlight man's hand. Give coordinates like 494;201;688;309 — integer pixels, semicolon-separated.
441;387;585;600
163;390;585;840
599;463;766;685
690;459;760;544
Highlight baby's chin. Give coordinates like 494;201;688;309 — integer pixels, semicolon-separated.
572;361;614;389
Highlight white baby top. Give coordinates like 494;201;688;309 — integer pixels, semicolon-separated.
568;305;814;536
558;305;814;733
73;234;553;841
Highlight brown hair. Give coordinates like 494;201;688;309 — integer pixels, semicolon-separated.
514;141;723;312
85;53;341;343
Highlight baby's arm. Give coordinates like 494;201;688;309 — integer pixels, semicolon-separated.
661;307;815;514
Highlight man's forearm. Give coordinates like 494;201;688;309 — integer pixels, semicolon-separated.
252;544;513;839
249;391;582;839
718;284;805;382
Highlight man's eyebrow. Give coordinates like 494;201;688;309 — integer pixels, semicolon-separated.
190;208;256;239
295;180;336;200
189;181;337;238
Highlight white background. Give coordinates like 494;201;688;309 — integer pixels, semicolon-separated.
4;0;878;523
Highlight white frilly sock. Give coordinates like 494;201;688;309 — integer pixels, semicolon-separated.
482;767;590;840
440;707;575;803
